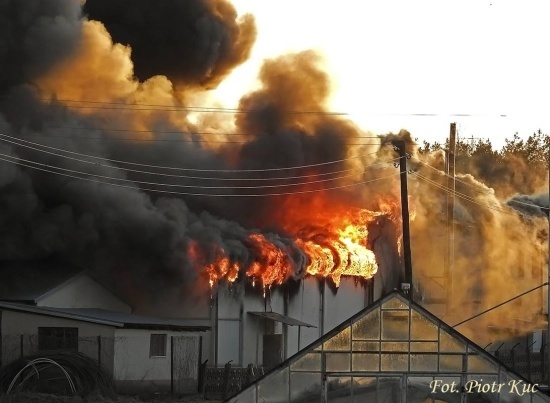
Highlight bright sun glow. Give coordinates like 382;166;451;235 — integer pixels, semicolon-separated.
212;0;550;149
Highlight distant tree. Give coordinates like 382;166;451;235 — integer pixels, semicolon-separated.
418;130;548;195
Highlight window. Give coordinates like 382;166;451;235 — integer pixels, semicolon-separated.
38;327;78;351
150;334;167;357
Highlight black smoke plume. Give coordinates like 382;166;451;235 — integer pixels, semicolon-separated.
0;1;402;310
83;0;257;88
0;0;83;91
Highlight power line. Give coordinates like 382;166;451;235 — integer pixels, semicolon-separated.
7;124;383;139
412;172;527;217
412;172;513;216
412;157;494;194
8;135;387;146
0;133;388;174
22;99;349;115
0;154;403;197
0;96;508;117
452;282;548;328
0;134;398;184
412;157;548;212
0;151;394;190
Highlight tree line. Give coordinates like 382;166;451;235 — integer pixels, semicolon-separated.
417;130;549;195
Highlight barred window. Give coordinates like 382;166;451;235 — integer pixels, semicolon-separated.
38;327;78;351
150;334;167;357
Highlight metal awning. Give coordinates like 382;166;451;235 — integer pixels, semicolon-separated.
248;311;316;328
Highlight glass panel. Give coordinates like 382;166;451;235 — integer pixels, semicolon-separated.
352;353;380;371
352;308;380;340
378;377;403;402
351;377;377;402
323;327;351;351
381;353;408;372
381;342;409;352
257;366;289;402
382;310;409;340
467;354;497;374
327;377;352;402
439;329;466;353
410;341;438;352
439;354;464;372
533;394;550;403
230;385;256;403
291;353;321;372
352;341;379;351
407;376;439;403
464;375;500;402
290;372;322;402
410;354;438;372
326;353;351;372
382;296;409;309
410;310;438;340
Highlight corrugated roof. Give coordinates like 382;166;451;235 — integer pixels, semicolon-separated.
0;302;210;331
56;308;210;331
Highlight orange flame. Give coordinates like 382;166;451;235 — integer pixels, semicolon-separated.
195;195;400;291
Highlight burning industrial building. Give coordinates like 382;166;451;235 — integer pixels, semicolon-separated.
0;0;549;399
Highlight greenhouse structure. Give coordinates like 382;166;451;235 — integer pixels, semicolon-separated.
227;291;550;402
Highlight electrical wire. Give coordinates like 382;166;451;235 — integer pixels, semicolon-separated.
0;151;395;190
9;135;388;146
0;133;389;174
0;96;509;118
412;172;527;217
412;157;495;194
411;157;549;212
0;154;403;197
1;135;392;182
5;124;383;139
24;98;349;115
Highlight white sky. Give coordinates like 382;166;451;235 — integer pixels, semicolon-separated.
212;0;550;150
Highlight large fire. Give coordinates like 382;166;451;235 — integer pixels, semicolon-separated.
194;194;401;292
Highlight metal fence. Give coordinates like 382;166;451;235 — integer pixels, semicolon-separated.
493;349;546;384
202;362;265;400
1;334;116;374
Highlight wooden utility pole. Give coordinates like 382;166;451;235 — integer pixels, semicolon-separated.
394;139;413;299
447;123;456;314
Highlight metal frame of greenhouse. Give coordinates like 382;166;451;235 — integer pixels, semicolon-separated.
226;291;550;403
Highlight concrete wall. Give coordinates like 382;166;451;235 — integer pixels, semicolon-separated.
113;328;202;394
38;275;132;313
0;309;116;373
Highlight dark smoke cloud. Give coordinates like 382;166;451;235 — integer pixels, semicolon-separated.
0;0;402;310
83;0;256;87
508;193;549;217
0;0;83;90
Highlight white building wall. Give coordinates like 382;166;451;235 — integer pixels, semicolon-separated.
214;276;378;368
113;328;201;385
0;309;116;372
323;278;369;332
241;291;265;367
37;275;132;313
286;278;322;356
